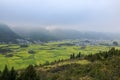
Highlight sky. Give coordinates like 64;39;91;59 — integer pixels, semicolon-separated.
0;0;120;32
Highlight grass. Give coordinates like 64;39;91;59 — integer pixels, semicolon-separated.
0;41;117;70
38;59;91;71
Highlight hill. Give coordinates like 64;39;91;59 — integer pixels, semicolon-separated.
34;48;120;80
12;26;120;42
0;24;20;43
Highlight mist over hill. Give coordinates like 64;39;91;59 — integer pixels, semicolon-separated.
0;23;120;43
0;24;21;43
12;25;120;42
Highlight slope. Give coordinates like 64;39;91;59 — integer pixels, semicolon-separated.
0;24;20;43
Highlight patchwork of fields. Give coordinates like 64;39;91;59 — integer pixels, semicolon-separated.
0;41;119;70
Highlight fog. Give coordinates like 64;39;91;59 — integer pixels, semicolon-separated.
0;0;120;32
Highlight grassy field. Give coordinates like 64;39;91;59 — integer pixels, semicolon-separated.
0;41;119;70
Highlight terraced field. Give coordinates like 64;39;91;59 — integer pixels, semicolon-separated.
0;41;119;70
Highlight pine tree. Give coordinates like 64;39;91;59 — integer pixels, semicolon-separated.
70;53;75;59
76;52;81;58
1;65;9;80
0;70;1;79
19;65;38;80
9;67;17;80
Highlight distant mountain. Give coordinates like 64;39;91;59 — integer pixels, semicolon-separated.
12;26;120;42
1;23;120;43
0;24;21;43
12;27;58;42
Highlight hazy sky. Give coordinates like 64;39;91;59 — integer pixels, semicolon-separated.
0;0;120;32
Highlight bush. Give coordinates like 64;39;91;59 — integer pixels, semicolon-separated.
28;50;36;54
20;44;28;47
5;53;13;57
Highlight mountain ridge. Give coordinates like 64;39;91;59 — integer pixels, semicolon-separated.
12;26;120;41
0;24;21;43
1;24;120;42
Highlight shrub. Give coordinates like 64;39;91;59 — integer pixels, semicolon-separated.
20;44;28;47
28;50;35;54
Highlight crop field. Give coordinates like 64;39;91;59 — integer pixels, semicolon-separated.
0;41;119;70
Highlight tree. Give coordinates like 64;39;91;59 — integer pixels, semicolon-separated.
113;41;118;46
76;52;81;58
70;53;75;59
1;65;9;80
19;65;38;80
20;44;28;47
44;61;50;65
28;50;35;54
9;67;17;80
0;70;1;79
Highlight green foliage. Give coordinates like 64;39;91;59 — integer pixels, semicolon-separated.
9;67;17;80
0;65;17;80
18;65;39;80
0;48;120;80
0;48;12;53
28;50;36;54
76;52;81;58
20;44;28;47
1;65;9;80
0;43;111;70
39;55;120;80
85;47;120;61
29;48;120;80
70;53;75;59
44;61;50;66
5;53;13;57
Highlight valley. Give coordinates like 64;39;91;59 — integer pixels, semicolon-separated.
0;0;120;79
0;40;119;70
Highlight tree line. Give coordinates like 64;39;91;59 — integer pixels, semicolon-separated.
0;65;39;80
69;47;120;61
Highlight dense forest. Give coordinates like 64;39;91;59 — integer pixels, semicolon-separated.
0;47;120;80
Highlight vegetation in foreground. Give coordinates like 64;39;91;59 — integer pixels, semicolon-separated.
0;48;120;80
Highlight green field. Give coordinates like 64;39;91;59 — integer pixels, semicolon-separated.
0;41;119;70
